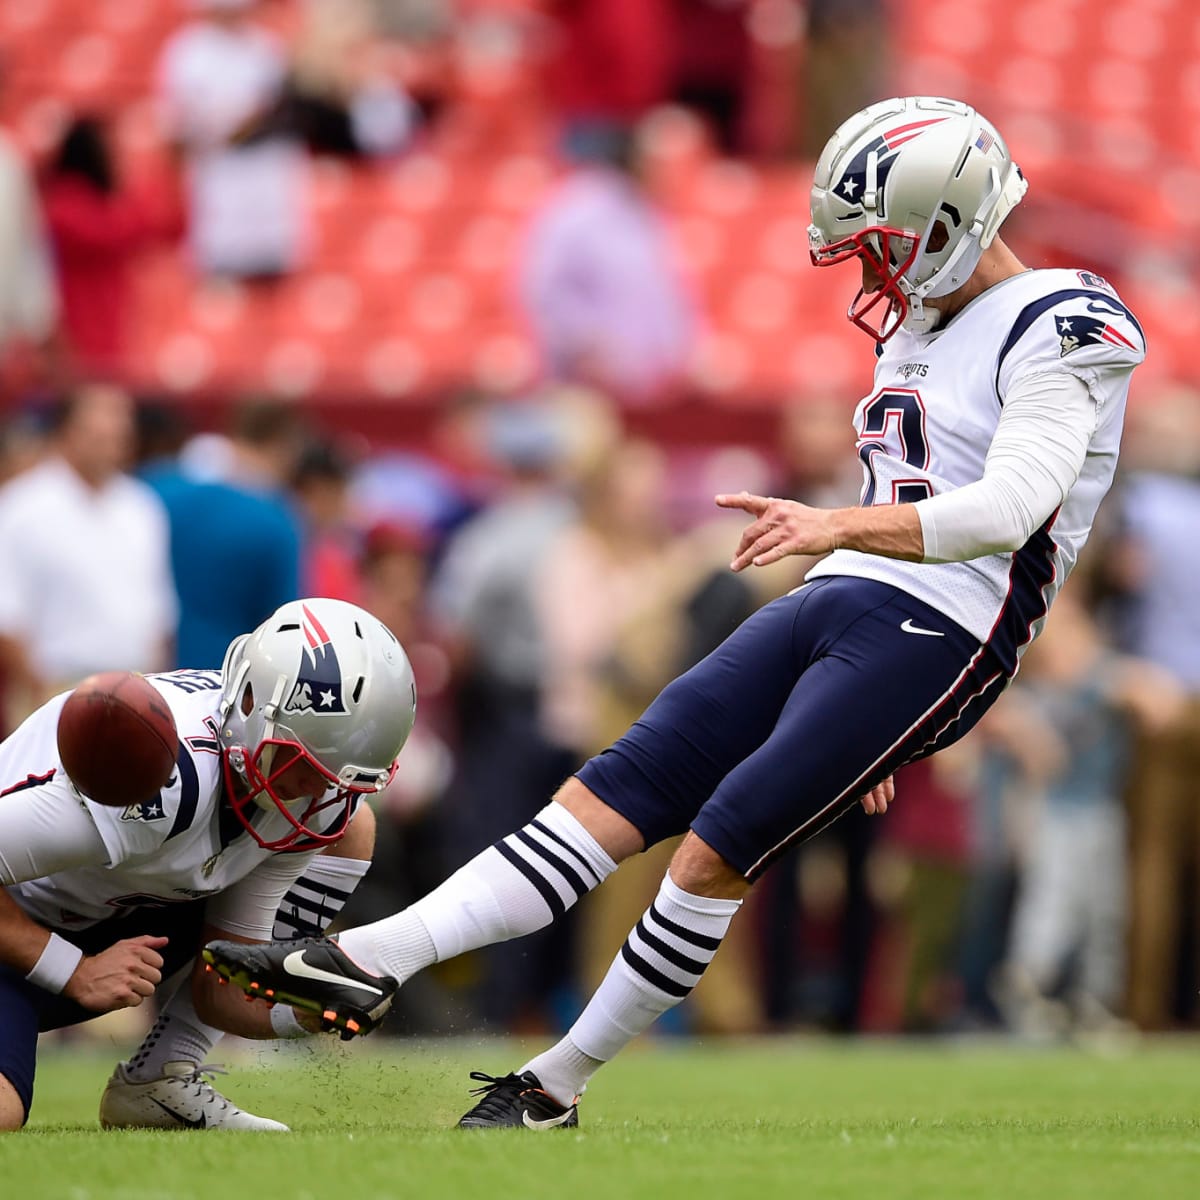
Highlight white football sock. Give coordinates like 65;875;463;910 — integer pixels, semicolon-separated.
125;856;372;1077
519;1035;601;1109
335;802;616;983
523;872;741;1105
124;981;216;1082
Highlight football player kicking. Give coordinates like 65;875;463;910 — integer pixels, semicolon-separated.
0;598;416;1132
206;95;1147;1129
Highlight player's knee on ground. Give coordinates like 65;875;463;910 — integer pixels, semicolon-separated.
323;801;376;861
0;1074;27;1132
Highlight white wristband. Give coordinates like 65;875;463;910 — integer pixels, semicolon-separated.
26;933;84;994
269;1002;311;1039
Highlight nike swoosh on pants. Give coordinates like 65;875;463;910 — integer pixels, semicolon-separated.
900;618;945;637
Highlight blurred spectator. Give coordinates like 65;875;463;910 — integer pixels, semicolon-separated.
157;0;306;279
356;519;453;852
519;124;698;402
291;437;362;602
871;758;974;1033
427;400;578;1029
1100;388;1200;1029
669;0;753;155
368;0;453;42
0;411;49;487
800;0;890;158
342;517;464;1035
349;389;496;550
542;0;676;144
944;718;1028;1031
158;0;414;281
0;126;59;383
287;0;416;159
536;438;672;761
140;398;305;669
343;521;452;915
991;594;1179;1038
0;385;176;730
40;115;182;377
358;523;452;815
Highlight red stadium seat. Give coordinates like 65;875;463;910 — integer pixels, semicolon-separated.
2;0;1185;410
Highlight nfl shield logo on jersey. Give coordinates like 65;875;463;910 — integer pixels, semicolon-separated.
284;604;347;715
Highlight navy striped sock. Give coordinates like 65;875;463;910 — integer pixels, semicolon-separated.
345;802;617;976
272;856;369;940
551;872;741;1079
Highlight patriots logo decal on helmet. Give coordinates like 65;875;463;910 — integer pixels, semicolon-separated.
1056;313;1137;357
833;117;950;213
284;604;347;715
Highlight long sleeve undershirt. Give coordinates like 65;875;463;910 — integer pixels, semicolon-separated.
915;370;1098;562
0;787;308;941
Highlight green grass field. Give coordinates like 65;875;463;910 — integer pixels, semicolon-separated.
4;1037;1197;1199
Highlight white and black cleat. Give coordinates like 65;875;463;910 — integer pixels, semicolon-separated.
457;1070;579;1130
202;935;397;1040
99;1061;289;1131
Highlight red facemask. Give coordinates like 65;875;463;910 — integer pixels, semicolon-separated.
221;739;395;852
810;226;919;344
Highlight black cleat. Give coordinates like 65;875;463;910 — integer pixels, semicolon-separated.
457;1070;579;1130
201;936;397;1041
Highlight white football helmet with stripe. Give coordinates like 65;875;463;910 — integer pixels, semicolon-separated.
219;598;417;851
808;95;1027;341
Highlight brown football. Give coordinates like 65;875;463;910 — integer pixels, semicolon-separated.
56;672;178;808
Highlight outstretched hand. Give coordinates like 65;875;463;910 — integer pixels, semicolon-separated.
716;492;835;571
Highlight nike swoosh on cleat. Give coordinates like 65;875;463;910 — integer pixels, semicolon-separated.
282;951;384;997
899;618;945;637
150;1098;206;1129
522;1108;575;1130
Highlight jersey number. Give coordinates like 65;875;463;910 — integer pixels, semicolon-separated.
858;388;933;506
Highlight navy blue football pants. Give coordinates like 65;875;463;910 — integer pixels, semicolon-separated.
0;902;206;1123
577;576;1009;880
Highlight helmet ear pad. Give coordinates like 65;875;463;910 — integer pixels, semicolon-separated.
925;221;950;255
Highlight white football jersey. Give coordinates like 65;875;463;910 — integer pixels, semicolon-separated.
807;268;1145;667
0;670;326;934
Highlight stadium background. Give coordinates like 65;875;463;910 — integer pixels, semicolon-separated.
1;0;1199;1051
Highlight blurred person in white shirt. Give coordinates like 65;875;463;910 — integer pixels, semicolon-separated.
158;0;303;278
158;0;413;279
0;385;177;730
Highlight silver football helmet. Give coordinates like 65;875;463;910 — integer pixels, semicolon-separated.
218;598;417;851
808;95;1027;341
